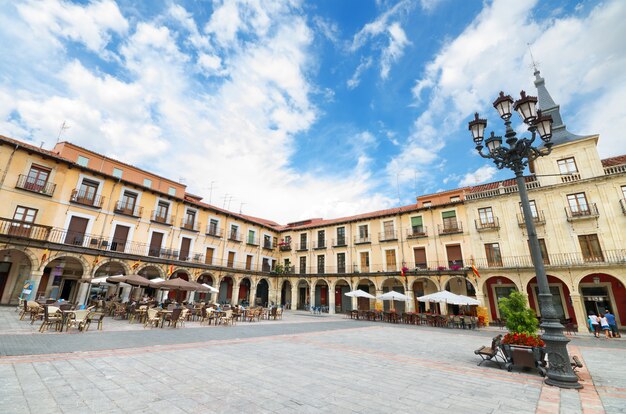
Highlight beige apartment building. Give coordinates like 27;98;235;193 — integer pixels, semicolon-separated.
0;71;624;331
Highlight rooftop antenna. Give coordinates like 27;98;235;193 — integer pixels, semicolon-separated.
222;193;230;209
227;195;235;211
239;202;247;214
527;43;540;72
208;181;216;204
56;121;70;144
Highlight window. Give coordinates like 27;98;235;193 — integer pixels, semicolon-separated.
227;252;236;268
317;255;325;274
77;179;99;204
413;247;427;269
358;225;368;241
337;253;346;273
119;191;137;214
442;210;458;231
385;249;396;271
25;164;51;192
230;224;239;240
248;230;256;244
156;201;169;221
622;186;626;199
299;233;307;249
208;219;219;235
112;167;123;178
184;210;196;229
478;207;494;225
578;234;604;262
410;216;424;235
445;244;463;267
11;206;38;236
284;258;291;271
317;230;325;248
245;255;253;270
557;157;578;174
205;247;214;265
567;193;590;215
264;234;272;249
262;258;271;272
450;196;461;202
336;227;346;245
143;178;152;188
423;201;432;207
360;252;370;272
299;257;306;274
383;220;394;239
485;243;503;267
168;186;176;196
77;155;89;167
527;238;550;265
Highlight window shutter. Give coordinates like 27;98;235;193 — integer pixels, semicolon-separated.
411;217;423;227
442;211;456;219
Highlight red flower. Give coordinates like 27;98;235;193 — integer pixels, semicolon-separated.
502;332;544;347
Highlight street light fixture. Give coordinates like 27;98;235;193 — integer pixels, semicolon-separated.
468;90;581;389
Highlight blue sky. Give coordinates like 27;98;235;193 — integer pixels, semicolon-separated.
1;0;625;223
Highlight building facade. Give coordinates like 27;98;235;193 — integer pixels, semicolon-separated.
0;71;624;332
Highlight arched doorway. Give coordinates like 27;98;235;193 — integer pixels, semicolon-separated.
579;273;625;328
314;279;329;311
0;248;34;305
239;278;251;306
297;279;309;310
256;278;269;307
168;271;189;303
445;276;477;315
92;261;127;300
356;278;375;311
196;273;215;303
334;279;351;313
219;275;234;304
412;278;438;313
43;257;85;302
526;275;576;324
138;265;164;300
381;278;405;312
280;280;292;308
484;276;518;321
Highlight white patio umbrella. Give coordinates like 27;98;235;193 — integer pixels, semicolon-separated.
376;290;409;311
417;290;462;304
202;284;219;293
453;294;480;306
345;289;376;299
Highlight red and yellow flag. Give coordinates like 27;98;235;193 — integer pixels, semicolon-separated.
167;264;174;277
471;264;481;279
131;260;141;270
41;248;49;263
93;255;101;266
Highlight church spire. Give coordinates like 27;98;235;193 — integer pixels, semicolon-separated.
533;69;586;145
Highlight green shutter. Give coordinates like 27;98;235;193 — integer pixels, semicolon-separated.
411;217;423;227
442;210;456;219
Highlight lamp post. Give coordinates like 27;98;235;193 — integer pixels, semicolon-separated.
468;90;581;389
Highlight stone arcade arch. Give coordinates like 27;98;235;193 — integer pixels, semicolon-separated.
168;270;190;303
381;277;406;312
411;277;439;313
256;278;270;307
577;273;626;328
218;275;235;304
482;276;520;321
195;273;216;303
313;278;329;311
93;261;127;277
525;274;576;324
296;278;310;310
333;278;352;313
41;256;85;303
239;277;252;306
0;247;34;305
355;278;376;311
280;279;292;308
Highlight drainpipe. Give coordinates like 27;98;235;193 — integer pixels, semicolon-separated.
0;144;19;193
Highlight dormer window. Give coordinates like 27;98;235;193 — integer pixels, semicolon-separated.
557;157;578;174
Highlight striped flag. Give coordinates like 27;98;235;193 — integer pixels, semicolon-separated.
471;263;481;279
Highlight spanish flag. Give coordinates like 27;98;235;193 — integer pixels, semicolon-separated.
167;264;174;277
41;248;49;263
471;264;481;279
131;260;141;270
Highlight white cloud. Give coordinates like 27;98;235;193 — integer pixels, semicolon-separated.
419;0;444;13
347;57;373;89
17;0;128;54
381;22;410;79
458;165;498;186
313;15;339;43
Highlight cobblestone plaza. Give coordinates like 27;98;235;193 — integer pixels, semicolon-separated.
1;308;624;414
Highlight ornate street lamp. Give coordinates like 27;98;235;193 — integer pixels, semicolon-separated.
468;90;581;389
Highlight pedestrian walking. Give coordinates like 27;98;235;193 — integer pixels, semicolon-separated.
604;310;619;338
589;312;600;338
600;314;612;338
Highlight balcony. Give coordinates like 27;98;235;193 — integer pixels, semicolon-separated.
475;218;500;232
70;189;104;208
312;240;326;250
114;201;143;218
295;242;308;251
354;235;371;244
560;173;581;183
262;240;275;250
228;231;242;242
205;226;223;238
181;218;201;232
565;203;599;222
438;222;463;235
0;218;52;241
151;210;174;226
332;237;347;247
278;242;292;252
406;226;428;239
246;236;259;246
379;231;398;242
15;174;56;197
621;199;626;215
517;211;546;227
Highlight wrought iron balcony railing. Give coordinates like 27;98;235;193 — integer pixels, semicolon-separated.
438;222;463;235
295;242;308;251
565;203;599;221
150;210;174;226
262;240;276;250
70;189;104;208
475;217;500;231
406;226;428;238
228;231;242;242
332;237;347;247
246;236;259;246
278;243;292;251
15;174;56;196
114;201;143;218
379;231;398;242
205;226;223;238
517;211;546;227
312;240;326;249
180;218;201;232
353;235;371;244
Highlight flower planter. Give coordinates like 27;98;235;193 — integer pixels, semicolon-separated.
501;344;546;376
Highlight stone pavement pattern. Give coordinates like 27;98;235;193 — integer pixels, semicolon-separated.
0;308;624;414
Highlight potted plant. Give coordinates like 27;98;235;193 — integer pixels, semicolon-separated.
498;291;546;375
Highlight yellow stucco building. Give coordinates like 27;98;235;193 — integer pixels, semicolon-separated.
1;71;624;332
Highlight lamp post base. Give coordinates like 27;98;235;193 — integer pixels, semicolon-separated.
542;319;583;389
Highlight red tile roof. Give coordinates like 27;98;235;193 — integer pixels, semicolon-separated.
602;154;626;167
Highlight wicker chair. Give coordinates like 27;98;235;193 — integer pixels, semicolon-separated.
39;306;62;332
219;310;234;326
144;308;161;328
66;310;91;332
167;308;183;328
85;312;105;331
